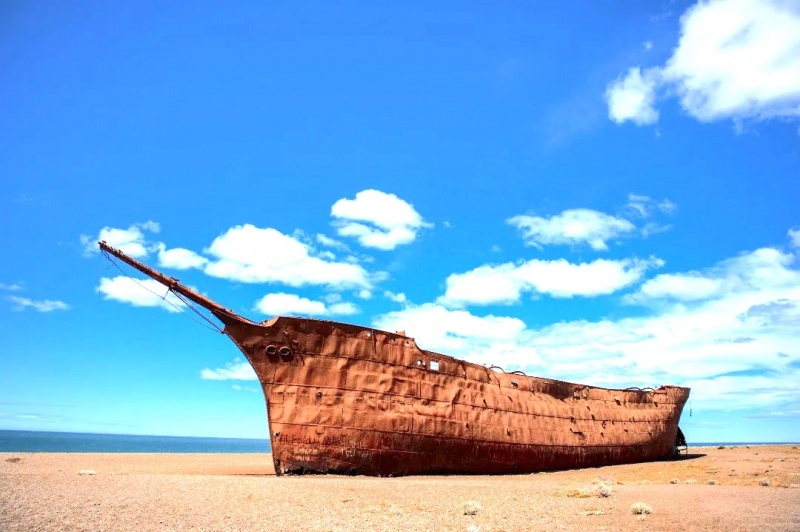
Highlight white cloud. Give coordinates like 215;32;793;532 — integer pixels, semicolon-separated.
439;257;661;307
82;221;160;257
203;224;371;289
200;359;257;381
643;40;654;51
373;242;800;414
357;289;372;300
331;189;432;250
254;292;359;316
627;247;800;304
630;273;726;302
254;293;329;316
373;303;528;357
138;221;161;233
7;296;70;312
789;228;800;248
329;302;359;315
605;67;660;125
97;276;187;313
607;0;800;125
508;209;636;251
0;282;23;291
316;234;349;251
156;243;209;270
625;194;677;218
384;291;407;304
323;293;342;304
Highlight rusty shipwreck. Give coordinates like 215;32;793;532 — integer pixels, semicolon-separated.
99;241;690;476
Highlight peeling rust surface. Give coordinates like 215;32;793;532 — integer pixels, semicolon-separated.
233;317;689;476
99;241;691;477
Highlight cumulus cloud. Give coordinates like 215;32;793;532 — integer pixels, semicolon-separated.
627;247;800;304
439;257;661;307
203;224;371;289
605;67;660;125
374;241;800;413
384;291;408;304
7;296;70;312
629;273;726;302
373;303;528;356
96;276;187;313
200;359;257;381
331;189;432;250
254;292;359;316
255;293;328;315
508;209;636;250
82;221;160;257
156;243;208;270
329;302;359;315
607;0;800;126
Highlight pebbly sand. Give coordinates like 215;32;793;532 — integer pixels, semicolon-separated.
2;446;799;531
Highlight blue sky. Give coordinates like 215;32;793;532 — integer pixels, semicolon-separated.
2;0;799;442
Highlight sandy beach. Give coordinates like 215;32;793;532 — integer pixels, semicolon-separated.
2;445;799;531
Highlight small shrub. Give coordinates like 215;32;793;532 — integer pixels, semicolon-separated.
686;479;697;484
630;502;653;516
5;457;21;463
463;501;481;516
717;445;725;449
598;484;612;498
760;479;770;487
707;479;718;485
670;479;679;484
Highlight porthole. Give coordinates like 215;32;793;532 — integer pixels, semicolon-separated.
430;361;440;371
279;346;292;356
266;345;277;355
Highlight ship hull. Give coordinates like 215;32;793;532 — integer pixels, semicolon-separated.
226;316;690;477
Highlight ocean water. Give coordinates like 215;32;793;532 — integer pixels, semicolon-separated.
0;430;793;453
0;430;271;453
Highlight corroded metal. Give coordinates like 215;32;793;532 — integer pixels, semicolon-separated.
99;241;691;477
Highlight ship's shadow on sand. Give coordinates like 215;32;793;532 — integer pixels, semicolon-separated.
221;454;708;477
673;452;706;461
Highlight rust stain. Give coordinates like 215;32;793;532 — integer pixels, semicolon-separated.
99;241;691;477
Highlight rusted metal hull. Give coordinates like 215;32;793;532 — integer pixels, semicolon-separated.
96;241;691;477
227;316;690;477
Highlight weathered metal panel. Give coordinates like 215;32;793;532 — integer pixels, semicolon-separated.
98;241;691;478
226;316;689;476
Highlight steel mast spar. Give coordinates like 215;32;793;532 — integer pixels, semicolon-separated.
97;241;254;327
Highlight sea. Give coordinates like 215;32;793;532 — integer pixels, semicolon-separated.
0;430;793;453
0;430;271;453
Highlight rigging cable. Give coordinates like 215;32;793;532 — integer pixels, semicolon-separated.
101;251;224;334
